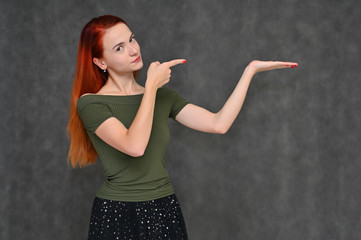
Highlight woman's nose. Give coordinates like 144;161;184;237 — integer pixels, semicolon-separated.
128;45;138;56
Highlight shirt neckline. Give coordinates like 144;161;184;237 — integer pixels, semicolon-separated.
80;93;144;98
78;92;145;105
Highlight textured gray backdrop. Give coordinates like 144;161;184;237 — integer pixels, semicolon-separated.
1;0;360;239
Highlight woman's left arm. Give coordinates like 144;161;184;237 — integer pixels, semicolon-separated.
175;60;298;134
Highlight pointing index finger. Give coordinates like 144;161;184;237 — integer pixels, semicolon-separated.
164;59;187;68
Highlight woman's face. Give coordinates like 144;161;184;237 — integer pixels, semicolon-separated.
95;23;143;75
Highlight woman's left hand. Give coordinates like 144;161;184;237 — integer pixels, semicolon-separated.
247;60;298;74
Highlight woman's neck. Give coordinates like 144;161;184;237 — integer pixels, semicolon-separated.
99;73;144;95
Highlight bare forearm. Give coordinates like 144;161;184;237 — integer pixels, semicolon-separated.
214;65;256;133
126;83;157;153
175;60;297;135
124;59;186;154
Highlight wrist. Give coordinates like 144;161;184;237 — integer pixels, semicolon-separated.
245;64;257;75
244;65;256;80
144;81;158;94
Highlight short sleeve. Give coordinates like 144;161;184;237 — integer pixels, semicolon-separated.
167;88;189;120
77;101;113;133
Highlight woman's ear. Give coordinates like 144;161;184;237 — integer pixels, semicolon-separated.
93;57;107;70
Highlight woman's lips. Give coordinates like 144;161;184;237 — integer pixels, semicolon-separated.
132;56;141;63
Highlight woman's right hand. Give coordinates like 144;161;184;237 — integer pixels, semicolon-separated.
145;59;186;89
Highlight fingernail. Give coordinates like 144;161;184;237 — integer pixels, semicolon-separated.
286;65;289;66
183;60;187;63
291;66;294;68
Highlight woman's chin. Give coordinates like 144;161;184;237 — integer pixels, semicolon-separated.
135;61;144;71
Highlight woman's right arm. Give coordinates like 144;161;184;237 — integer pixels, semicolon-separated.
94;59;186;157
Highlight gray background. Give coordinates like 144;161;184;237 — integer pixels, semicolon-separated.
1;0;360;239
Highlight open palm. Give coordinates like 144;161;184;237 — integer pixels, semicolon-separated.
249;60;298;73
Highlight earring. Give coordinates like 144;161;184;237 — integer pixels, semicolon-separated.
103;68;106;72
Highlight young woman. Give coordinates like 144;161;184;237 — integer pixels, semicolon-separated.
67;15;298;240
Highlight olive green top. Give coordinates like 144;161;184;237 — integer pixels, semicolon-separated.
77;87;189;202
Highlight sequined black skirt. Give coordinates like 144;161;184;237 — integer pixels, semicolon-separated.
87;194;188;240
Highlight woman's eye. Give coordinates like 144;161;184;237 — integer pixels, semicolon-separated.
130;36;135;42
116;46;123;52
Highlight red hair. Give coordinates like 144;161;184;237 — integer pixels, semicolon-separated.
67;15;139;168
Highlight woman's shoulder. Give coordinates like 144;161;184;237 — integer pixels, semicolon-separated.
80;93;93;98
158;87;186;101
78;93;96;102
77;94;103;111
158;86;178;96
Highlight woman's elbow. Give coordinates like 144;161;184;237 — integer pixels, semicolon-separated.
116;145;146;157
217;127;228;134
128;147;146;157
213;124;229;134
130;151;145;157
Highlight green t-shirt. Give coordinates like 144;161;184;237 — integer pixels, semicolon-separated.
77;87;189;202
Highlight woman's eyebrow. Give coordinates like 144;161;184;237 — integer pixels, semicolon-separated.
112;32;134;50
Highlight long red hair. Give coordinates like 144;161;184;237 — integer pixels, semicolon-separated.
67;15;138;168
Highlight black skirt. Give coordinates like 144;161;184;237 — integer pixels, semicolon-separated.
87;194;188;240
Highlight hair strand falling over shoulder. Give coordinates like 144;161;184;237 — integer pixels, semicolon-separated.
67;15;138;168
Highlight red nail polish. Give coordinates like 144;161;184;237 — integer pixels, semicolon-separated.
286;65;289;66
291;66;294;68
183;60;187;63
